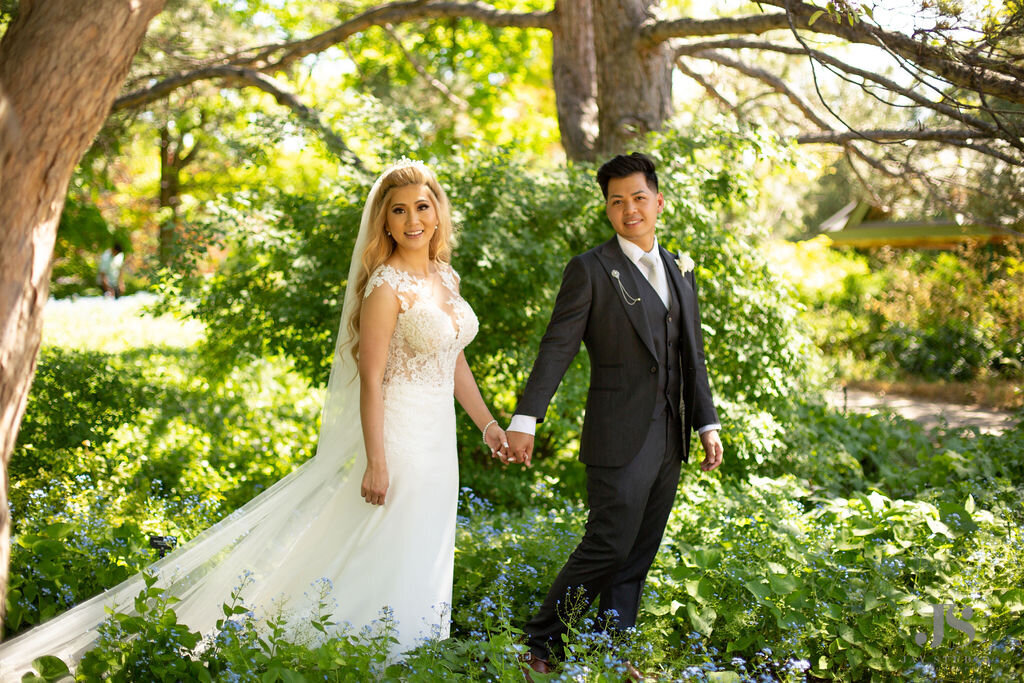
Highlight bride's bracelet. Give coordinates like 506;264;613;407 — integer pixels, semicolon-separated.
481;419;498;444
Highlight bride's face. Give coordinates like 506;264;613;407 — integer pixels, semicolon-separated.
386;184;439;256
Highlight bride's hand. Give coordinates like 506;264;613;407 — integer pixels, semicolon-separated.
485;424;512;465
361;463;389;505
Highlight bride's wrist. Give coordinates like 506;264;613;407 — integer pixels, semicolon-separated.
481;418;498;443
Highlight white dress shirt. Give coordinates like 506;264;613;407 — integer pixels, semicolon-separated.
508;235;721;438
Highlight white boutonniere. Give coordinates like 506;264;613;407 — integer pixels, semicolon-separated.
675;251;696;274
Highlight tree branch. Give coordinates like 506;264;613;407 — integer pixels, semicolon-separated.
798;129;1002;144
115;0;552;113
647;2;1024;106
770;0;1024;104
673;58;735;111
692;49;831;130
673;38;1005;140
149;65;366;172
382;23;468;110
234;0;552;72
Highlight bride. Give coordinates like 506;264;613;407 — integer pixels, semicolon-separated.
0;160;512;677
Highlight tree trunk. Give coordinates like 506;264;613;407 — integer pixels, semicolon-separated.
0;0;164;634
550;0;598;161
158;123;183;265
592;0;673;157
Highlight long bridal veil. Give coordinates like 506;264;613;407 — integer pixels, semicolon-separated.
0;165;405;679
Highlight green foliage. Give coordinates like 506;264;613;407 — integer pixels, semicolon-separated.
159;131;820;487
11;301;1024;680
6;344;319;638
12;348;148;479
777;238;1024;383
50;197;135;299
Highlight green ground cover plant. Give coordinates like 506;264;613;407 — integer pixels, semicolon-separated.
9;296;1023;682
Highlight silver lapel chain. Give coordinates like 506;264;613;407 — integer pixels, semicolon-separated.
610;269;641;306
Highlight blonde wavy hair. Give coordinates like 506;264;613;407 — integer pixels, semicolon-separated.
346;163;454;361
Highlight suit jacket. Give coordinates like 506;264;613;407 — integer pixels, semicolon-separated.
516;237;719;466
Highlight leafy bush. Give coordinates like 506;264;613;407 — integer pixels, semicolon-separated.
158;132;820;489
775;238;1024;383
5;347;319;637
50;196;138;299
11;347;149;480
12;328;1024;681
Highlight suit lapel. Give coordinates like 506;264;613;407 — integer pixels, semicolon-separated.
596;239;657;359
662;246;695;324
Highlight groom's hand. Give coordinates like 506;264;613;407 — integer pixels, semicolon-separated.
507;430;534;467
698;429;724;472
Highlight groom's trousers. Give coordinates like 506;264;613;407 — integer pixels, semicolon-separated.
524;407;683;660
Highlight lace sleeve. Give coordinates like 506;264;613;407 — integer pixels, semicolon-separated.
365;265;413;311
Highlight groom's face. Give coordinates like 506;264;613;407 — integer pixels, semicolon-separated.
605;173;664;252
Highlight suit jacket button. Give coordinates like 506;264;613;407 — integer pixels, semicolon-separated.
650;366;657;373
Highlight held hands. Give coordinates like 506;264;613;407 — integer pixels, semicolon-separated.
698;429;724;472
361;462;389;505
506;430;534;467
484;421;512;464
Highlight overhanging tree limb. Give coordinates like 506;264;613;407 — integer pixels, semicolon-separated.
674;37;1018;152
115;0;552;113
209;66;367;172
226;0;552;73
647;1;1024;106
382;23;468;110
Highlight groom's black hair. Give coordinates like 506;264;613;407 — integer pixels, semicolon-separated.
596;152;659;199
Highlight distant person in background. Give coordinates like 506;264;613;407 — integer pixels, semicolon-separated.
98;242;125;298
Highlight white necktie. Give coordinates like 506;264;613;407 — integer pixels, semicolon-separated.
640;251;669;308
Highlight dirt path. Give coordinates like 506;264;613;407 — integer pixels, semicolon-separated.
826;387;1020;435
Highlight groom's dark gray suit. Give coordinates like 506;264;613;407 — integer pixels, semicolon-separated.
516;236;719;659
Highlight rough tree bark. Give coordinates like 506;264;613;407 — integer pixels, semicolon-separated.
592;0;673;156
0;0;165;634
550;0;598;161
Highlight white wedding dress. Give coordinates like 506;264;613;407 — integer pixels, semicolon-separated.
0;170;478;679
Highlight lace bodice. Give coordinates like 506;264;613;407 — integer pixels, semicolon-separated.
365;263;478;391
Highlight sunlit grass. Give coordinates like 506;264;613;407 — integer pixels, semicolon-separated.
41;293;204;352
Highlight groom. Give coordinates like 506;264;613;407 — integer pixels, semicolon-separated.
507;152;723;677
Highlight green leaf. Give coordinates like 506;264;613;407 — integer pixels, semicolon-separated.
685;577;715;603
808;9;825;26
686;603;717;637
964;494;975;514
925;518;953;538
30;655;71;680
41;523;77;540
999;588;1024;612
29;539;66;560
693;548;722;569
768;572;798;595
744;580;771;600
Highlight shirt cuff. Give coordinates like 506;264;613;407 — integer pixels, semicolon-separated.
508;414;537;436
697;423;721;435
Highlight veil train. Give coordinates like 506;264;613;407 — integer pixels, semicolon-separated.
0;165;406;679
